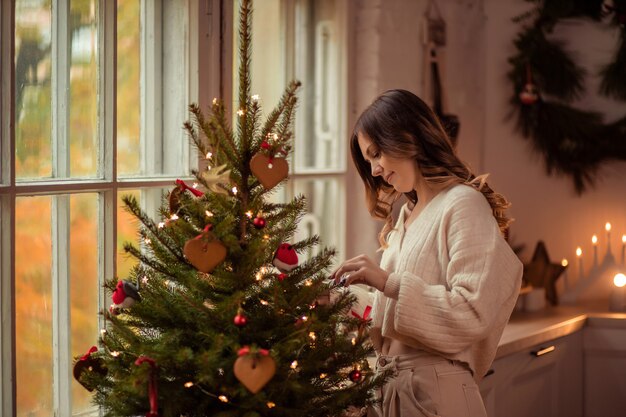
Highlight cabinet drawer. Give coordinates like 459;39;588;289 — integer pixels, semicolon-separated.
583;327;626;417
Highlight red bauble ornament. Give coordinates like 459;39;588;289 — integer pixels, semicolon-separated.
278;273;287;281
234;313;248;327
519;83;538;105
273;243;298;272
349;369;362;382
253;216;266;229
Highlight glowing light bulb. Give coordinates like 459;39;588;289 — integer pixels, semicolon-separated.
184;382;194;388
218;395;229;403
290;361;298;369
561;259;568;267
606;222;612;232
614;273;626;288
266;402;276;408
592;235;598;245
576;247;583;257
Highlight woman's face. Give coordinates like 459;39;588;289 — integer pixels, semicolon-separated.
357;132;419;193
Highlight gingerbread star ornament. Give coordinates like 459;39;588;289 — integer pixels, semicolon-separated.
522;241;567;305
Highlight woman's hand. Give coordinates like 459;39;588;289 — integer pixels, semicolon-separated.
330;254;389;292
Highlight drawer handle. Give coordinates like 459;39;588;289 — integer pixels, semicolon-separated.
531;345;555;357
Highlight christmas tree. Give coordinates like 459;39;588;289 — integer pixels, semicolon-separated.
72;1;387;416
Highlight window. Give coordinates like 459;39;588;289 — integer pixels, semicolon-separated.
0;1;216;415
233;0;348;262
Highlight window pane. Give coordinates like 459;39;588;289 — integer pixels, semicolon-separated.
16;196;53;417
117;1;191;177
233;0;285;121
69;193;99;415
294;0;344;172
69;0;99;178
15;1;53;180
116;0;141;176
292;177;344;262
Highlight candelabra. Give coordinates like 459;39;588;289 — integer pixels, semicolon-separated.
561;222;626;311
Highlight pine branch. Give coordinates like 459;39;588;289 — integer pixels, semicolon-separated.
236;0;253;151
187;103;241;173
122;194;189;264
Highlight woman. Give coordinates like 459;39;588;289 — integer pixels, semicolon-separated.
332;89;522;417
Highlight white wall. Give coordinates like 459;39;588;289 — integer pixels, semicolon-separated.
347;0;626;301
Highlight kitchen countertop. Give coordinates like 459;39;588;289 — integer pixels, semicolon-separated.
497;302;626;359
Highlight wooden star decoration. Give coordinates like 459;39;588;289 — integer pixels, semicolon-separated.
522;241;567;305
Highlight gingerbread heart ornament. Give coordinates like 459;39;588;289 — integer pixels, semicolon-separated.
184;237;227;273
250;153;288;190
233;354;276;394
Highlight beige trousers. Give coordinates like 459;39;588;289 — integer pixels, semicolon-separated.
368;352;488;417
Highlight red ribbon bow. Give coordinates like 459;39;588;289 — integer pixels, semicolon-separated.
80;346;98;361
135;356;159;417
193;224;214;241
238;346;270;357
351;305;372;323
175;179;204;197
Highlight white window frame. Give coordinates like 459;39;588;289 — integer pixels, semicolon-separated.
0;0;223;415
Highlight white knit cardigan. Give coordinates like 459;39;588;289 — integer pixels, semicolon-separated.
350;183;523;381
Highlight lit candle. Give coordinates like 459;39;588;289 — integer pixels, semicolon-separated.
606;222;612;253
561;258;569;290
592;235;598;266
609;273;626;312
622;235;626;265
576;247;583;280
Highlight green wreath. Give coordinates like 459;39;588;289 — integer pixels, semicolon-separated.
508;0;626;193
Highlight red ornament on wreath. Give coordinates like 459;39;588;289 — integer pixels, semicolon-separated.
519;83;539;105
183;225;227;273
519;63;539;105
273;243;298;272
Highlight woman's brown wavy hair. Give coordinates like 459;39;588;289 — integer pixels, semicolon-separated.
350;89;513;248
